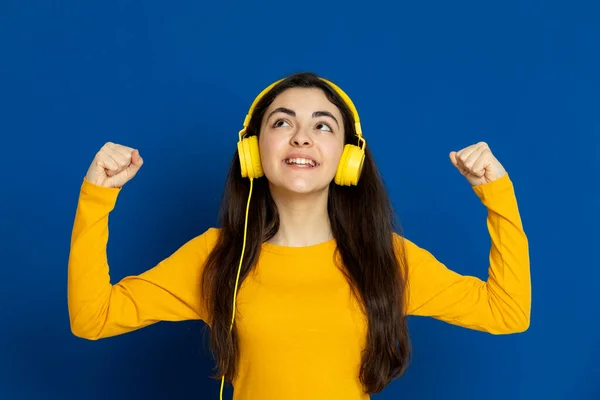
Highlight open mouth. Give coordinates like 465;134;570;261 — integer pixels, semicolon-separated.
283;158;319;168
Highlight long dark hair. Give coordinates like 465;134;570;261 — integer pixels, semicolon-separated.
200;72;411;394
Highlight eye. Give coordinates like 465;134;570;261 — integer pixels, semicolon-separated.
316;122;332;132
272;119;290;128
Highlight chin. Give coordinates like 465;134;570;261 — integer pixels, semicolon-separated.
268;177;330;196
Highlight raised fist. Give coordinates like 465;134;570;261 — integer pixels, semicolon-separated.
85;142;144;188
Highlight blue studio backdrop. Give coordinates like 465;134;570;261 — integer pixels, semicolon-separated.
1;1;598;399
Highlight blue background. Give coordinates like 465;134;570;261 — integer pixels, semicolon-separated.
1;1;599;399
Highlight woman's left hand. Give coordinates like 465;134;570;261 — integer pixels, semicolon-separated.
450;142;507;186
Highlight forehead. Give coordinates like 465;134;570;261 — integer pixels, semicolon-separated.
268;87;339;113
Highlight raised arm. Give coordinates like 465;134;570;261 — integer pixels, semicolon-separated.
402;143;531;334
68;143;212;340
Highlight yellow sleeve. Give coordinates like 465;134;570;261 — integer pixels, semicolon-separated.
67;177;214;340
402;173;531;334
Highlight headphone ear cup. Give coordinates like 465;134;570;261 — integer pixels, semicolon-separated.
334;144;365;186
238;135;263;179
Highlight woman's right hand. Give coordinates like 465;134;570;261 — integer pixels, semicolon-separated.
85;142;144;188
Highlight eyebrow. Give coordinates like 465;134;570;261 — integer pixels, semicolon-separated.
266;107;339;128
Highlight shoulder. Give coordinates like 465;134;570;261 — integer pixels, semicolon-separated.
391;231;424;259
391;231;442;279
172;227;222;258
201;226;221;240
195;227;221;252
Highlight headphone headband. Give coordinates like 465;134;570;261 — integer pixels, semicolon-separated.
238;77;364;150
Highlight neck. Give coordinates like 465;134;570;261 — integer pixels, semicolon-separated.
267;186;332;247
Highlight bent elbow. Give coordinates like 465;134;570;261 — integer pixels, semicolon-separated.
487;285;531;334
499;311;530;334
70;323;102;341
512;315;530;333
509;303;531;333
485;299;531;334
69;313;105;340
71;329;97;341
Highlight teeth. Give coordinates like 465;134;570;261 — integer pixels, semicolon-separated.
285;158;317;167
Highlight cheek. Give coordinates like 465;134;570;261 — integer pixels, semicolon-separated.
258;135;280;168
325;139;345;164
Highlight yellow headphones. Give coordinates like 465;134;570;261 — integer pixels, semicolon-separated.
220;76;366;399
237;77;367;186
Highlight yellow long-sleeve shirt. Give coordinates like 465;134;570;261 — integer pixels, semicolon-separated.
67;173;530;400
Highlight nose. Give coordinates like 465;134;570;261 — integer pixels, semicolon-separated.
290;126;313;147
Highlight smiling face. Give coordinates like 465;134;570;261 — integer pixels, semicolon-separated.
258;87;346;195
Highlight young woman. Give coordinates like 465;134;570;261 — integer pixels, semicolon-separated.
67;72;530;400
